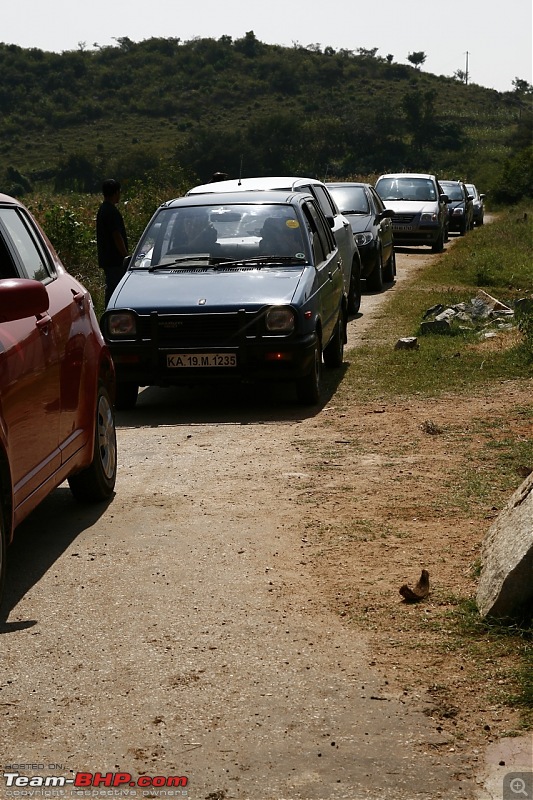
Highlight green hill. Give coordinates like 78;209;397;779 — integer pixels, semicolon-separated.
0;32;530;197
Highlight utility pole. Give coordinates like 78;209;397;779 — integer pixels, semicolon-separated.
465;51;469;85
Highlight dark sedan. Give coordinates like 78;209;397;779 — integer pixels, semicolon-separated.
466;184;485;226
101;191;348;408
440;180;474;235
327;182;395;291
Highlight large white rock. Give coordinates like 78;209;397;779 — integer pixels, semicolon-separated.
476;471;533;618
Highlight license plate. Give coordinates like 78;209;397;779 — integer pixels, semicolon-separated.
167;353;237;368
393;224;413;231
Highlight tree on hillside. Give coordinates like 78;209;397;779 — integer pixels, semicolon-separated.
493;144;533;203
512;77;533;96
407;51;426;70
357;47;379;58
401;86;465;157
234;31;261;57
54;154;97;193
1;166;32;197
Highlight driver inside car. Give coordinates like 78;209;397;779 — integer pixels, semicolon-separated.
169;210;218;254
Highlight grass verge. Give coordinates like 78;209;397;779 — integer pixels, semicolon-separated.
320;206;533;729
335;207;533;402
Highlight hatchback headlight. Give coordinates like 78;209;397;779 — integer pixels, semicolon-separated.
106;311;138;338
354;232;373;247
265;306;296;333
452;207;465;216
420;212;438;223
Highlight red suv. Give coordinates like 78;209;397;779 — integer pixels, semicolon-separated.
0;194;117;601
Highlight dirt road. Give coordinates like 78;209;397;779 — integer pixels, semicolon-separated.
0;237;499;799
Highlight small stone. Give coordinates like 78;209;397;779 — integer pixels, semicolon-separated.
395;337;419;350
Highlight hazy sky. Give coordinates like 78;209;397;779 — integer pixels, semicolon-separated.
4;0;532;93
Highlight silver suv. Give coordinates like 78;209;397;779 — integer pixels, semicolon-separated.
375;173;449;252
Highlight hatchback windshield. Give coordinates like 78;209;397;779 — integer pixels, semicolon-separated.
376;177;437;202
133;204;308;268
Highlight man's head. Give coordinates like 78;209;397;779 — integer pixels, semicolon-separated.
181;208;209;235
102;178;121;202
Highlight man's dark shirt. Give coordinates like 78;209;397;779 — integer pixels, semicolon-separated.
96;200;128;269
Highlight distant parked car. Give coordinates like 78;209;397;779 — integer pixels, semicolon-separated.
374;173;449;252
439;180;474;235
101;191;348;408
0;194;117;600
327;182;395;291
466;184;485;226
187;176;362;315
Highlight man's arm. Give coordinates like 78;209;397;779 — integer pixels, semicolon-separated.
112;229;128;258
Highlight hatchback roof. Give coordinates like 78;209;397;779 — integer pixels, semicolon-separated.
162;189;311;207
326;181;371;188
0;193;22;205
376;173;437;181
187;176;327;195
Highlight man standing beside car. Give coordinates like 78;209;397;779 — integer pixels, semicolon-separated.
96;178;129;306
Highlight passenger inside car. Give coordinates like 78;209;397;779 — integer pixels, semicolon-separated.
259;217;304;257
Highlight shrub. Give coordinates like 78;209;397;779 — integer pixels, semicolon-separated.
515;298;533;359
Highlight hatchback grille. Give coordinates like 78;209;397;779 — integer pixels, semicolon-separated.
138;311;262;346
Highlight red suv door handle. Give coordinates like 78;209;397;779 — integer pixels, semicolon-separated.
35;313;52;332
71;289;86;313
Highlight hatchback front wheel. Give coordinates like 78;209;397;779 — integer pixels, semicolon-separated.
296;340;322;405
323;313;346;369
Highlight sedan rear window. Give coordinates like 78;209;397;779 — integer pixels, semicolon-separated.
329;186;369;214
440;183;464;201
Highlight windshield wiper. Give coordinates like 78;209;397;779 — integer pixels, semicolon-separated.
148;255;213;271
212;255;306;267
341;209;367;215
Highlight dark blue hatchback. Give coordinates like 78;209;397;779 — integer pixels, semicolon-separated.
100;191;348;408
